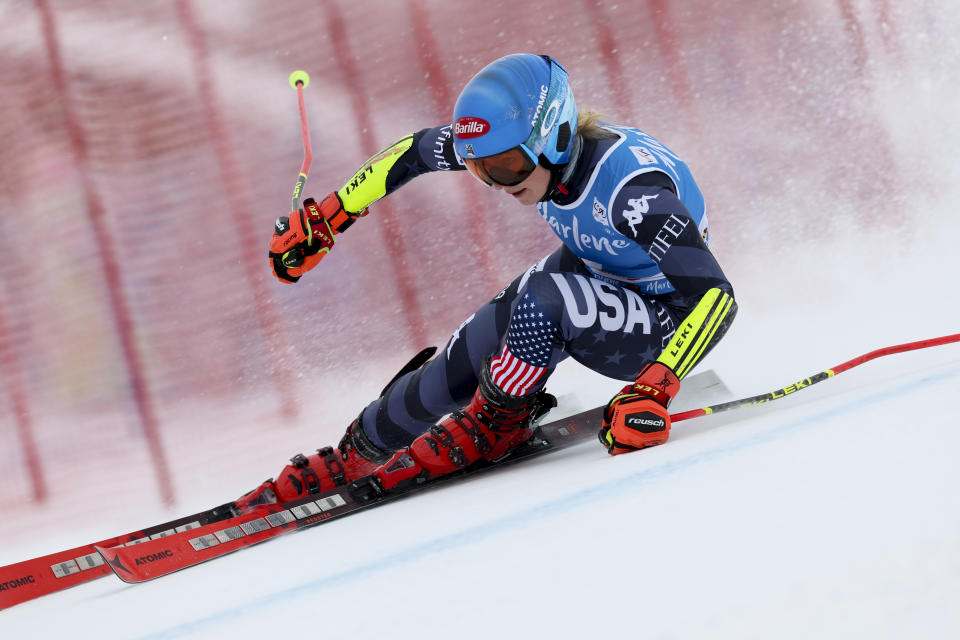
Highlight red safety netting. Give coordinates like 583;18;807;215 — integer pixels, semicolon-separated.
0;0;940;520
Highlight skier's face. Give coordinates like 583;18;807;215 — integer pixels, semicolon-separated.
491;163;550;206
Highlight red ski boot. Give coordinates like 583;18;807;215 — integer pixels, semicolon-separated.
236;415;392;512
371;359;555;493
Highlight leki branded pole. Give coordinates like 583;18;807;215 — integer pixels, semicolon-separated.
672;333;960;423
288;70;313;211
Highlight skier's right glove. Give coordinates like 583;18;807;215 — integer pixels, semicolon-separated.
599;362;679;455
268;192;361;284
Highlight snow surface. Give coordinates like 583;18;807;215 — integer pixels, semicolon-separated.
4;3;960;639
3;264;958;638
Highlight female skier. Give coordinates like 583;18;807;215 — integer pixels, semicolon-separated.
244;53;736;506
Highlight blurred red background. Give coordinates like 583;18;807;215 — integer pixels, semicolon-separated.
0;0;950;522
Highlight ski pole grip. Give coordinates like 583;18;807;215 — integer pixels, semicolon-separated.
289;70;312;211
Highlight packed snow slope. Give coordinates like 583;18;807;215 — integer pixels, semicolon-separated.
2;254;959;639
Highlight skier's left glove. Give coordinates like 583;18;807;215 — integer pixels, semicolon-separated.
269;192;360;284
599;362;679;455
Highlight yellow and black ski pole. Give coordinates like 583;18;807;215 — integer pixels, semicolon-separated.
671;332;960;423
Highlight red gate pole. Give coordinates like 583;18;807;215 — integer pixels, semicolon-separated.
0;301;46;502
320;0;428;349
645;0;702;137
175;0;300;422
36;0;175;505
404;0;499;294
582;0;636;120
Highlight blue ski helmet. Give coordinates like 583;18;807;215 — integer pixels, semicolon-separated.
452;54;578;167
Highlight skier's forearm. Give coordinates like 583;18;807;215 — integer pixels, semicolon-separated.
656;287;737;380
336;133;417;213
336;125;462;214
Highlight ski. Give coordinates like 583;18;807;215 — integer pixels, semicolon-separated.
95;406;604;583
4;334;953;600
0;367;727;605
0;403;603;607
95;365;731;583
0;501;247;610
0;348;444;611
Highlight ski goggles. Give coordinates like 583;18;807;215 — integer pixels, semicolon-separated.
463;145;538;187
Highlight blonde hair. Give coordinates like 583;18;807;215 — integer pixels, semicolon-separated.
577;110;618;140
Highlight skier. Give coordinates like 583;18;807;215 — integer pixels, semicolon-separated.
243;53;736;507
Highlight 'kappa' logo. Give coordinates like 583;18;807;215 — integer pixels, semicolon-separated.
622;195;658;236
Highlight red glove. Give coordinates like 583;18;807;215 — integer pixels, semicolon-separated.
599;362;679;455
269;192;360;283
